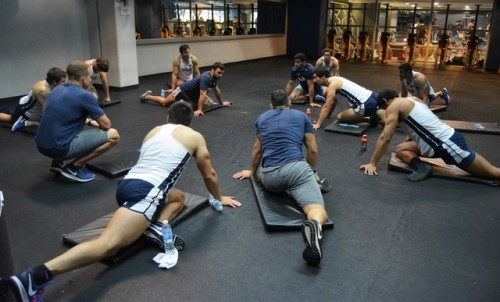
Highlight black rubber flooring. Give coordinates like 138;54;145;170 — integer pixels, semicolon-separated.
1;57;499;302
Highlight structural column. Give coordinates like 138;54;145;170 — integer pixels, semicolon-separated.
87;0;139;89
485;0;500;72
286;0;328;57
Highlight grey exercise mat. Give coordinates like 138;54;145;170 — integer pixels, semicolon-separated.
388;153;499;186
324;121;370;136
250;174;334;231
442;120;500;134
62;192;209;265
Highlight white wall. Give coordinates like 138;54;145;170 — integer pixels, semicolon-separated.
0;0;285;99
0;0;91;98
136;35;287;76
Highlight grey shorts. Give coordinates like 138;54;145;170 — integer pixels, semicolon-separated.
259;160;324;208
60;128;108;160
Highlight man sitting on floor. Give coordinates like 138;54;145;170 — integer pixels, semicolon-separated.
285;53;325;107
233;89;330;265
35;60;120;183
140;62;231;117
360;89;500;182
0;67;67;133
2;101;241;302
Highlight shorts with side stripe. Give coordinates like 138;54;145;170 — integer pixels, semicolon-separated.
429;130;476;170
353;92;378;117
116;178;166;222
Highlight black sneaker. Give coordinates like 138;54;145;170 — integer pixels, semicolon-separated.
7;268;53;302
143;223;185;251
302;219;323;265
49;160;64;174
0;278;12;302
317;178;332;193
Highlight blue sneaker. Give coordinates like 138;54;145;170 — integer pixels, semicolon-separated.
140;90;152;103
60;164;95;182
441;88;450;105
11;116;27;133
314;94;326;104
7;268;53;302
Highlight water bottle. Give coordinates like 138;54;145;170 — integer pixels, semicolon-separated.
208;194;223;212
161;220;176;255
160;89;165;98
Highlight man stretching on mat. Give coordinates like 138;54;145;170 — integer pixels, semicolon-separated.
2;101;241;302
399;63;450;106
233;89;330;266
360;89;500;182
140;62;231;117
35;60;120;183
312;66;386;130
85;58;111;103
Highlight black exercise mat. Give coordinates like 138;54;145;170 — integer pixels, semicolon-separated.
250;174;334;231
324;121;370;136
202;103;226;113
62;192;209;265
442;120;500;134
99;99;122;107
1;122;37;135
87;151;139;178
388;153;499;186
430;104;448;113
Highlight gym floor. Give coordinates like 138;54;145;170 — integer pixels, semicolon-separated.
1;57;499;302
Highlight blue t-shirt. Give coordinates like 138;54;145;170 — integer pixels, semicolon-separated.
256;109;314;168
177;71;218;102
289;63;315;91
35;83;105;158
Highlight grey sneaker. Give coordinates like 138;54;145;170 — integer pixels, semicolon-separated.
140;90;152;103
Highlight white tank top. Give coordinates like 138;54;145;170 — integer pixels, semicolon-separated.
402;71;435;98
125;124;191;186
178;55;194;81
399;98;454;156
321;60;334;76
333;76;373;107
